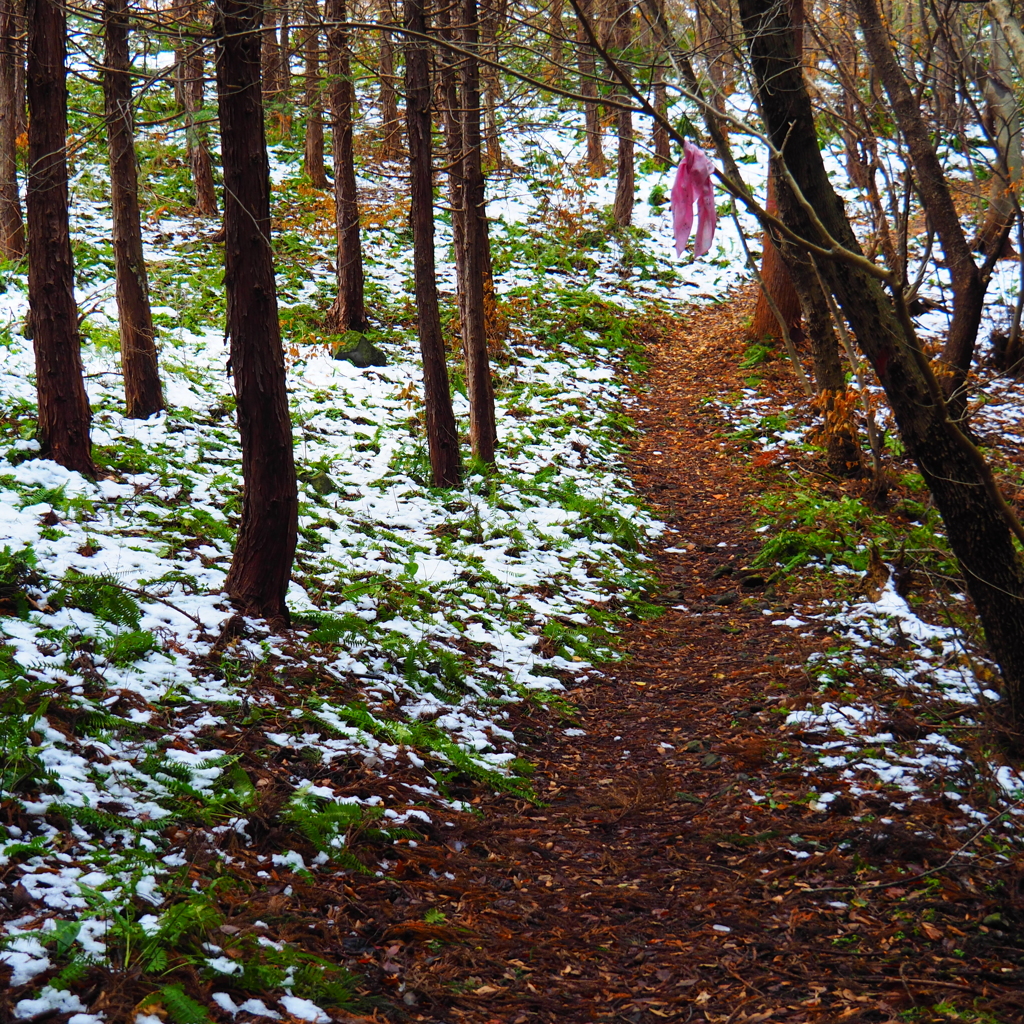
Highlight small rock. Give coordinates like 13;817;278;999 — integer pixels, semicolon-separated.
333;335;388;367
712;590;737;606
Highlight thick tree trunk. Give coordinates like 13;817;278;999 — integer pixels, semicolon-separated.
749;169;802;338
214;0;298;624
26;0;94;477
0;0;25;258
740;0;1024;726
577;0;605;175
104;0;164;419
404;0;461;487
325;0;368;333
854;0;985;402
379;0;402;160
460;0;497;464
611;0;634;227
750;0;803;341
302;0;327;187
183;0;218;216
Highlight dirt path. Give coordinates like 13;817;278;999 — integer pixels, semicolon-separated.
332;293;1024;1024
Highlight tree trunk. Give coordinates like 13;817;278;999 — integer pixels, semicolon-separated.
577;0;605;174
214;0;298;624
611;0;634;226
0;0;25;258
183;0;218;216
438;0;465;277
379;0;402;160
104;0;164;420
480;0;502;167
325;0;368;333
302;0;327;187
279;0;291;93
460;0;497;464
739;0;1024;726
26;0;94;477
652;63;670;169
974;18;1020;256
549;0;565;73
13;0;25;138
262;0;283;102
404;0;461;487
854;0;985;402
749;0;803;341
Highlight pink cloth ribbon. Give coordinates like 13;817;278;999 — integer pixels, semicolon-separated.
670;142;717;257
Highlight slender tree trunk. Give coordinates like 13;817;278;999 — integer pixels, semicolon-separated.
26;0;94;477
183;0;218;216
379;0;402;160
13;0;25;138
302;0;327;186
438;0;465;277
262;0;283;102
214;0;298;624
279;0;291;92
974;19;1020;256
652;62;670;168
461;0;496;463
549;0;565;73
740;0;1024;726
577;0;605;174
611;0;634;226
854;0;985;402
0;0;25;258
404;0;461;487
480;0;502;167
104;0;164;419
325;0;368;333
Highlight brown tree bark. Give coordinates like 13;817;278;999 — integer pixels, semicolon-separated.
480;0;502;167
262;0;284;102
379;0;403;160
214;0;298;624
302;0;327;186
13;0;25;138
0;0;25;258
739;0;1024;725
460;0;497;464
749;0;803;341
749;169;802;338
404;0;461;487
325;0;368;333
611;0;634;227
577;0;605;175
104;0;164;420
652;62;670;169
26;0;94;477
182;0;218;216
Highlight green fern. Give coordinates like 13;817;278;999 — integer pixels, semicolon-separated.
157;984;212;1024
50;570;142;628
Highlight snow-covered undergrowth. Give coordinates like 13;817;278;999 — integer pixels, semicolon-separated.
0;54;766;1021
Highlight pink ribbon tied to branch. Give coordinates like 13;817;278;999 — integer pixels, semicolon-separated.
671;141;717;257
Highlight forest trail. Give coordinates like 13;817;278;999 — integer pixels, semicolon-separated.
335;291;1022;1024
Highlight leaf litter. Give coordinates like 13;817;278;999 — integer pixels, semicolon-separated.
0;56;1022;1024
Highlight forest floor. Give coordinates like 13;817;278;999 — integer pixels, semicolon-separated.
330;290;1024;1024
